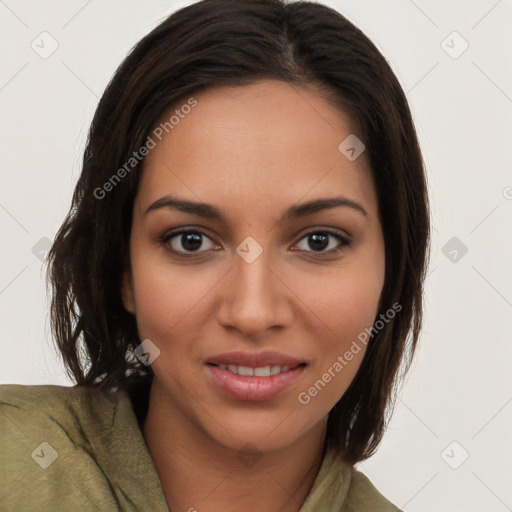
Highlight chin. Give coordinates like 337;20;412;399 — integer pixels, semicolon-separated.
198;406;318;454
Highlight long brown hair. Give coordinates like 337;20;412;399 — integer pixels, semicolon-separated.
46;0;430;465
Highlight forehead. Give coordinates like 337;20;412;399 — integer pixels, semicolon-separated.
135;79;377;217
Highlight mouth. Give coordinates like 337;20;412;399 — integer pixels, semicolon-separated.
207;362;306;377
204;351;308;401
205;349;307;369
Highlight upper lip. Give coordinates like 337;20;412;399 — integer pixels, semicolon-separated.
205;350;306;368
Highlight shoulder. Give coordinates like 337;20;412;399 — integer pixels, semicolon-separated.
0;381;111;407
0;383;122;442
343;467;403;512
0;381;120;406
300;447;403;512
0;383;134;510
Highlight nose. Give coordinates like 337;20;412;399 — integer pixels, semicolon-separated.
216;244;294;337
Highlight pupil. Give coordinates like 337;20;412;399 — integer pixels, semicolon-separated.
309;233;328;251
182;233;202;251
179;233;330;252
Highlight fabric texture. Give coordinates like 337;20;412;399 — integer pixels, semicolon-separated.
0;384;403;511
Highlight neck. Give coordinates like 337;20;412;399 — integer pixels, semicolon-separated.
142;380;327;512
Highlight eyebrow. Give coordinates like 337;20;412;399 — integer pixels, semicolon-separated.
144;194;369;222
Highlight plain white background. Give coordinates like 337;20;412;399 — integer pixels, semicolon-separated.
1;1;511;510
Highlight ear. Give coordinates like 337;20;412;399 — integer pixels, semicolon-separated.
121;271;136;314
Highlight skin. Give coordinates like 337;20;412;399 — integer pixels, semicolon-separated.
121;79;385;512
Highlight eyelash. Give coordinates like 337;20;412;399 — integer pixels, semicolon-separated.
158;228;351;257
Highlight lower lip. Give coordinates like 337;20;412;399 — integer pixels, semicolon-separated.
206;364;306;401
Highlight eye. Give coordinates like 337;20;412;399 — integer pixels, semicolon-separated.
160;229;219;255
159;228;351;257
293;229;350;255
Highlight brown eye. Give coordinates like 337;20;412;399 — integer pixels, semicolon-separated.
161;230;218;254
294;230;350;254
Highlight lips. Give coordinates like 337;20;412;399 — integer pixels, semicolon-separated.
205;350;306;368
205;350;307;401
212;364;296;377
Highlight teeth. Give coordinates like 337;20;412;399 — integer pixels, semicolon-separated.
254;366;271;376
238;366;254;376
216;364;296;377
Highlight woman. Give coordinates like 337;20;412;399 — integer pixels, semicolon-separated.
0;0;429;510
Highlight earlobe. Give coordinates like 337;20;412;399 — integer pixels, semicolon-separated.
121;271;136;313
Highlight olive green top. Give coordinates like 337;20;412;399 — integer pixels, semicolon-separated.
0;384;403;511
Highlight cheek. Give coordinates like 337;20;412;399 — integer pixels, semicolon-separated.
128;241;196;337
336;270;383;335
297;270;381;371
295;255;384;341
131;262;216;339
292;252;384;405
128;242;237;365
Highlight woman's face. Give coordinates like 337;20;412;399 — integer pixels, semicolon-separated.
122;79;385;453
